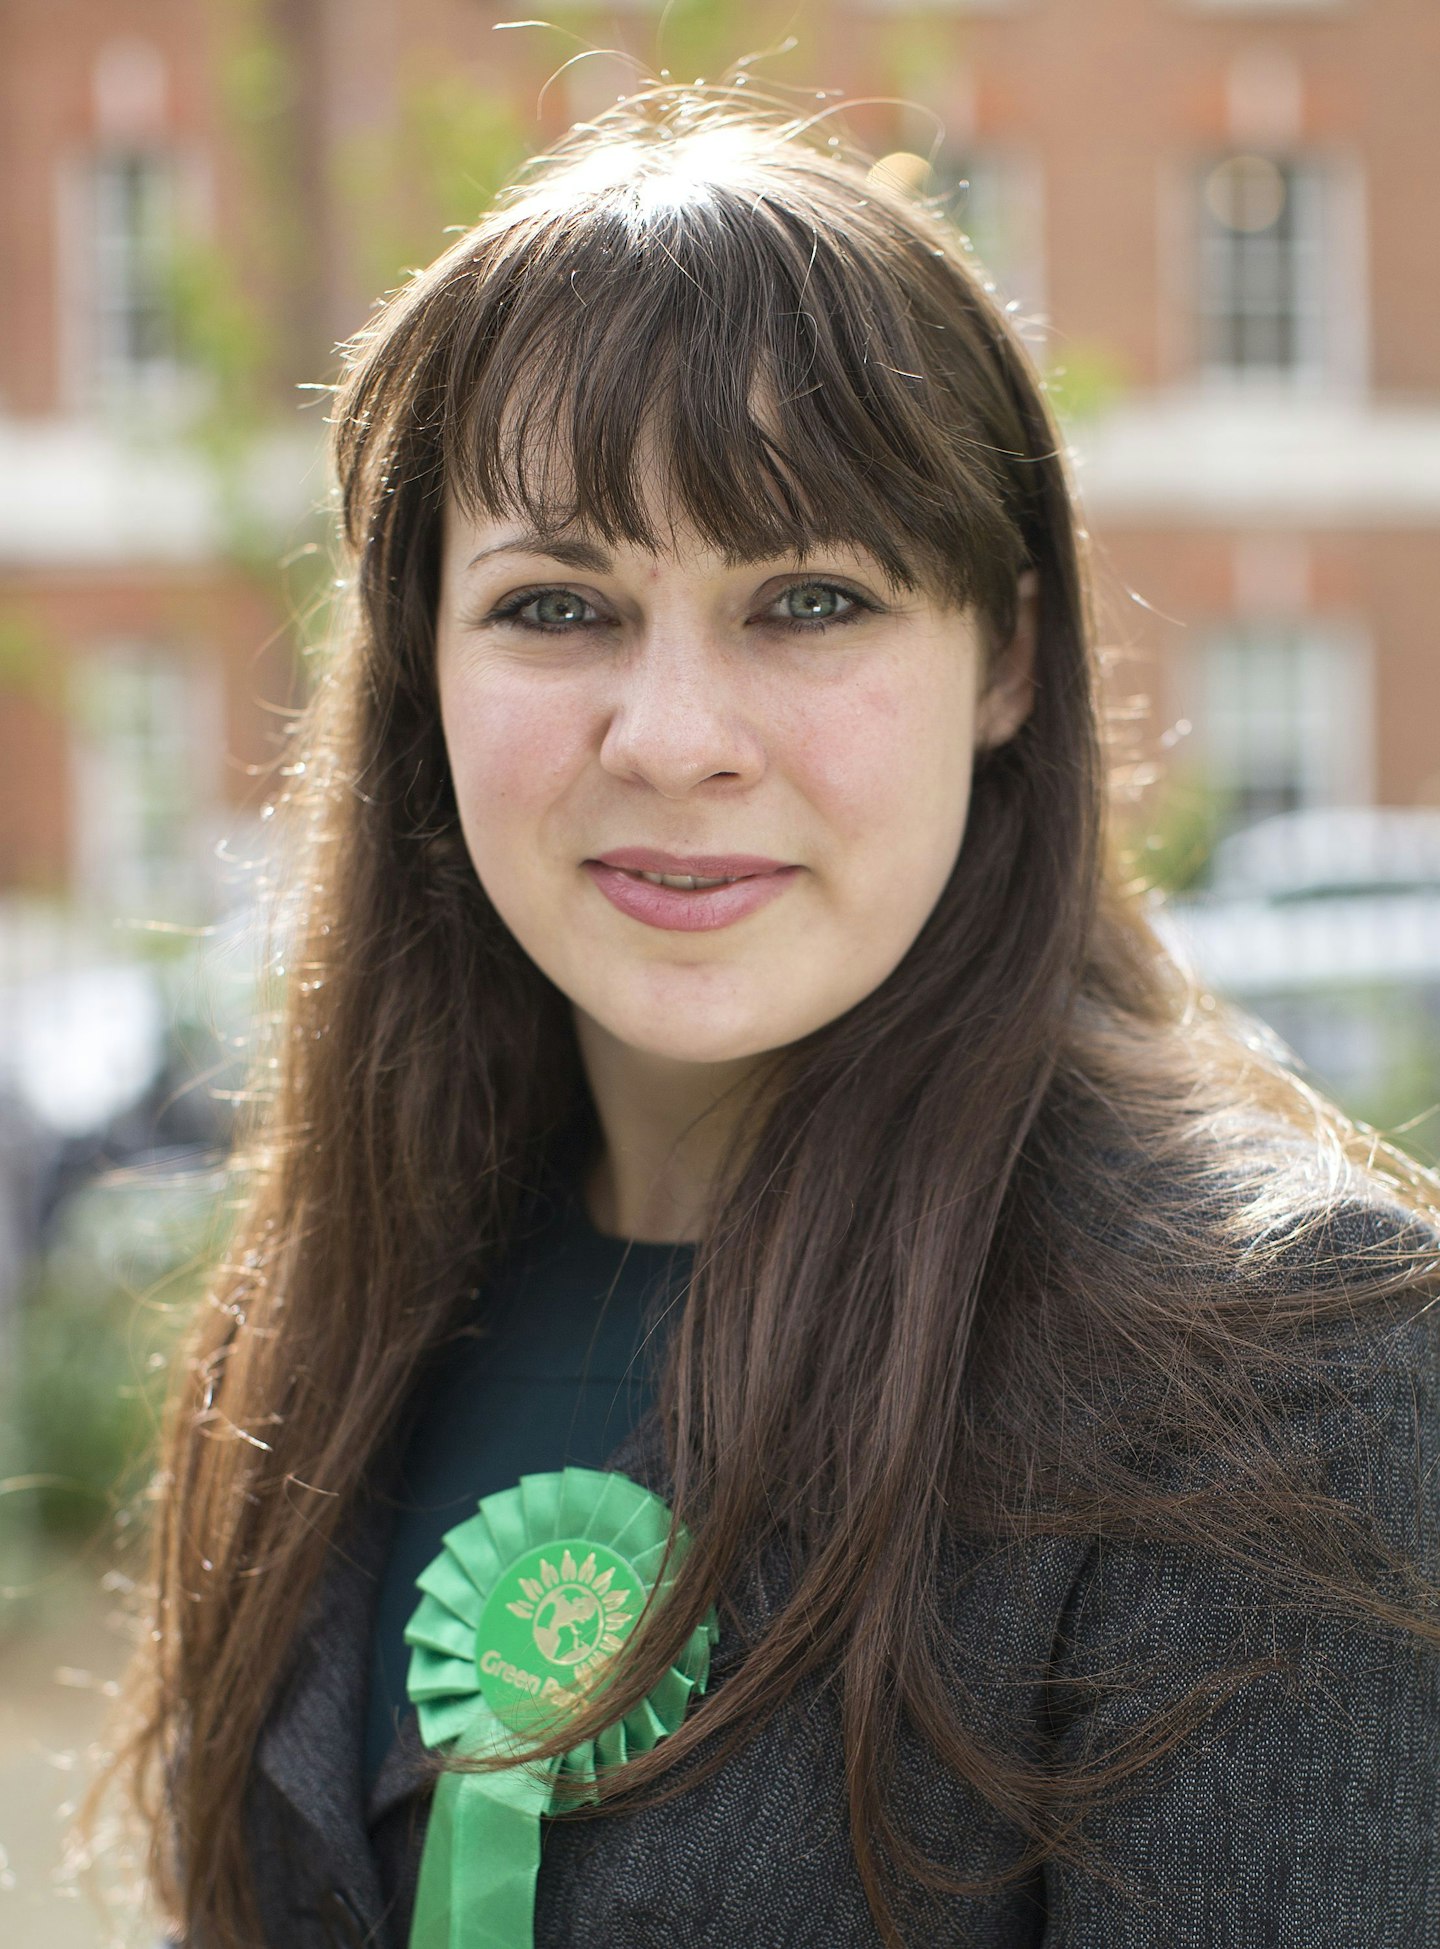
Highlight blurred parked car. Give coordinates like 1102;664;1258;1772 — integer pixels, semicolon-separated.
0;897;256;1570
1151;806;1440;1150
0;896;257;1286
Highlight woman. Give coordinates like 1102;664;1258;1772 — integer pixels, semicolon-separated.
101;83;1440;1948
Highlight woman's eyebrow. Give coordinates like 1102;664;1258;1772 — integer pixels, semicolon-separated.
466;530;614;573
463;530;901;582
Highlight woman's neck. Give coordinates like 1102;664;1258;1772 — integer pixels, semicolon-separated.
573;1009;770;1243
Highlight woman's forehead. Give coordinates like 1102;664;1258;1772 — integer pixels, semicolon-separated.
442;493;914;591
441;404;934;595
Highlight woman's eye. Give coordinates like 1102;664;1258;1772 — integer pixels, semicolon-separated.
480;578;872;635
486;587;604;631
765;582;867;630
533;589;592;627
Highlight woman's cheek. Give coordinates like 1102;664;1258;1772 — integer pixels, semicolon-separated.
446;675;591;820
797;667;972;884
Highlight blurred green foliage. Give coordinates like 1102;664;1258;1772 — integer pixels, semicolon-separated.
1044;341;1132;424
332;66;530;309
1;1172;224;1594
1339;997;1440;1167
1253;984;1440;1173
1125;769;1235;893
0;611;63;707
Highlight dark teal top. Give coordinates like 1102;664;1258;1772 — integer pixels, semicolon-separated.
363;1178;694;1793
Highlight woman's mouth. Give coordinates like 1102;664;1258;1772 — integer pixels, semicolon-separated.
583;850;800;932
629;869;742;890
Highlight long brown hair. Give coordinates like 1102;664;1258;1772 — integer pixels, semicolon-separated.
94;84;1440;1947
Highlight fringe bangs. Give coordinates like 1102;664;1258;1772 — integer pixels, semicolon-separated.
415;166;1033;621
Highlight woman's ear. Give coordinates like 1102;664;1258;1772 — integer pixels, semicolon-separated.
974;568;1039;751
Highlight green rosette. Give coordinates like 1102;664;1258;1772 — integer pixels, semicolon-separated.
403;1466;717;1949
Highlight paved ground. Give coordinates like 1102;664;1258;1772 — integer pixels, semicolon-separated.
0;1541;161;1948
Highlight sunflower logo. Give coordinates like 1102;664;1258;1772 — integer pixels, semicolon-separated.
506;1548;636;1674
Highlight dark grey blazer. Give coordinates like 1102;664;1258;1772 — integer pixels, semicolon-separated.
211;1215;1440;1948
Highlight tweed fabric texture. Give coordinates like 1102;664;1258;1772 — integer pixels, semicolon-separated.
177;1198;1440;1946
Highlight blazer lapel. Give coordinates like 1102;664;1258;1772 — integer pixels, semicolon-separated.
253;1409;678;1931
253;1473;398;1933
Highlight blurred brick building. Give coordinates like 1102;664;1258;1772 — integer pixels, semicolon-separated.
2;0;1438;924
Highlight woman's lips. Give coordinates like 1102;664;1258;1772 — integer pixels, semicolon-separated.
593;847;790;878
582;852;800;932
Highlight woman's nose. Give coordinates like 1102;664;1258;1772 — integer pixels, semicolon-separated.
597;632;767;797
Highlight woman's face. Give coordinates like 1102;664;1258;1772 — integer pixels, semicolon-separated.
435;493;1035;1070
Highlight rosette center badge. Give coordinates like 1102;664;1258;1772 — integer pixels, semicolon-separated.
405;1469;718;1948
476;1539;642;1729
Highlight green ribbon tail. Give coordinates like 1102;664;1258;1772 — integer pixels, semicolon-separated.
408;1746;561;1949
404;1470;717;1946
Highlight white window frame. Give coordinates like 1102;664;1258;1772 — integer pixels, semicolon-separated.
1178;618;1374;829
1164;149;1367;396
68;642;225;923
1197;154;1326;385
55;144;210;420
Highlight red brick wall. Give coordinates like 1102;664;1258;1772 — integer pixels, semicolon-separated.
0;564;294;892
1;0;1436;901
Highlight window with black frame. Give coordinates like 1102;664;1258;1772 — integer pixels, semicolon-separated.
1196;153;1328;382
88;148;181;406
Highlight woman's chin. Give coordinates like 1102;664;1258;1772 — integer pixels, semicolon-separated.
582;994;803;1071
